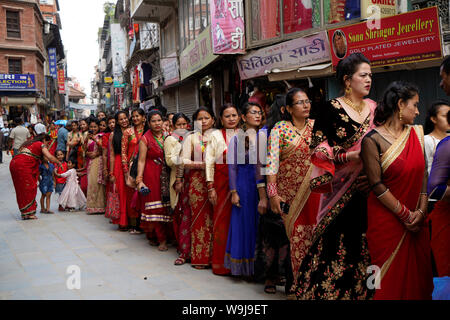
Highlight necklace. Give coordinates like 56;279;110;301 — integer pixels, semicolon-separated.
384;124;403;139
342;96;364;115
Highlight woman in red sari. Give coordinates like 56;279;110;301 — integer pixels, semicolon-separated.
267;88;321;295
10;133;61;220
136;110;172;251
361;81;433;300
123;108;147;234
180;107;215;269
164;113;191;265
47;122;58;156
109;111;131;231
103;116;117;220
205;104;239;275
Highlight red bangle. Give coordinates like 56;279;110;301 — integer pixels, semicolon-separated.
267;182;278;198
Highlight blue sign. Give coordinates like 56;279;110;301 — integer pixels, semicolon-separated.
48;47;57;79
0;74;36;91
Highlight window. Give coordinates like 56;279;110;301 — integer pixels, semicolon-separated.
8;59;22;74
6;11;21;38
179;0;210;51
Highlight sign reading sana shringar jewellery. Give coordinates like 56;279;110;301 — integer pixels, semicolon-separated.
328;6;442;68
210;0;245;54
236;31;331;80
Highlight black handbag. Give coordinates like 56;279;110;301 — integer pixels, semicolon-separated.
129;151;139;179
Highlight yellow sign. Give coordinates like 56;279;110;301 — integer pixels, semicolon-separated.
104;77;113;83
361;0;397;19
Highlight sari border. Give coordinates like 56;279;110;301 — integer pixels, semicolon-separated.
284;165;313;238
20;199;36;213
281;120;314;160
380;231;407;281
311;181;358;245
380;126;411;173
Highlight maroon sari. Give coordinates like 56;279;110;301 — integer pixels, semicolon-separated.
367;126;433;300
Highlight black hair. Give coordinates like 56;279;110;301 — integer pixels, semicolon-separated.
240;102;262;129
424;99;450;134
282;88;307;123
89;118;101;134
441;55;450;75
98;118;107;132
216;103;240;129
67;157;77;168
131;108;149;133
14;117;22;125
192;106;216;122
266;94;286;131
20;133;51;149
374;81;419;126
97;111;106;118
171;112;190;127
147;109;163;128
112;110;128;155
55;149;65;156
336;53;371;89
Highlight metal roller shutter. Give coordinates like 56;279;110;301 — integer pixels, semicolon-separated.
178;80;198;120
162;87;177;114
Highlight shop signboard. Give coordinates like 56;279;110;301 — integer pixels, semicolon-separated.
361;0;397;19
180;25;218;81
210;0;245;54
48;47;57;79
116;87;124;110
328;6;442;68
237;31;331;80
104;77;113;84
161;52;180;86
0;74;36;91
58;69;65;94
111;23;128;79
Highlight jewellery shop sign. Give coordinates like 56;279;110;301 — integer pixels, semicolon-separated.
328;6;442;69
236;31;331;80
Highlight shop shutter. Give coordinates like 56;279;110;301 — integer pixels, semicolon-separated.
178;80;198;120
162;87;177;114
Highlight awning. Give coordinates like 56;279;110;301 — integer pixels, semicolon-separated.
267;63;333;82
0;96;46;106
68;102;98;111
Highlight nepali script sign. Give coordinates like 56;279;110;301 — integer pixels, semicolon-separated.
210;0;245;54
180;25;218;81
328;6;442;68
237;31;330;80
0;74;35;91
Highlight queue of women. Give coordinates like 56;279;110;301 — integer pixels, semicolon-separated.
9;53;450;300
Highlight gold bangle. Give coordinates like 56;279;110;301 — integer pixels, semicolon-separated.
230;189;237;193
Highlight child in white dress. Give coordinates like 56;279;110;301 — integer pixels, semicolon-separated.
54;159;86;211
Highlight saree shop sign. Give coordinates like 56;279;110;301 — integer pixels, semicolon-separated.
328;6;442;68
180;25;219;80
237;31;331;80
210;0;245;54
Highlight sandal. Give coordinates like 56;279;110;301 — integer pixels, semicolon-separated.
174;257;186;265
40;209;48;214
264;285;277;294
129;229;142;235
148;239;159;246
22;215;38;220
47;211;55;214
158;244;168;251
192;265;207;270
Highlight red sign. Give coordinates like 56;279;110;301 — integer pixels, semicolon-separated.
116;87;124;110
57;68;65;94
328;6;442;68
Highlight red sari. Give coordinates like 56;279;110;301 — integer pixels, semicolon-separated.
10;141;44;218
367;126;433;300
48;129;58;156
212;129;233;275
185;132;214;267
110;131;128;228
139;131;171;241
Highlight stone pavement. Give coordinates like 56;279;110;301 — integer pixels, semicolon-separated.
0;153;285;300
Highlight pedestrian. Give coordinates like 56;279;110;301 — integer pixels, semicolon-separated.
55;158;86;212
205;104;239;275
180;107;215;268
224;102;268;277
427;110;450;278
9;133;61;220
294;53;376;300
136;110;172;251
102;116;117;220
9;117;31;157
109;111;131;230
47;122;58;156
85;119;106;214
34;120;46;135
38;159;55;214
54;150;68;211
424;100;450;175
265;89;322;295
164;113;191;265
56;122;69;159
361;81;433;299
97;111;107;121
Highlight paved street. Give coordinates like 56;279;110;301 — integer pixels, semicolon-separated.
0;154;285;300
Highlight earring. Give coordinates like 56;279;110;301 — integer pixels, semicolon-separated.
399;109;403;121
345;86;352;96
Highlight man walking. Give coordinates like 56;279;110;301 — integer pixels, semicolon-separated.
9;117;30;157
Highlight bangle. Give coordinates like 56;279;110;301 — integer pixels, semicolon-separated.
135;176;143;184
336;152;348;163
267;182;278;198
230;189;237;194
393;200;400;213
377;188;389;199
397;204;412;223
417;208;426;219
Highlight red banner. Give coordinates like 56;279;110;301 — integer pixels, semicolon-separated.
328;6;442;68
116;87;124;110
57;68;65;94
